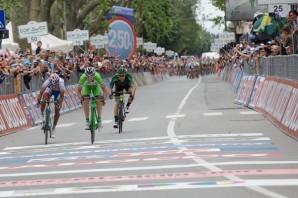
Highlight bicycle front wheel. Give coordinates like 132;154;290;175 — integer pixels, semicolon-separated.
44;109;51;144
90;107;96;144
118;104;124;134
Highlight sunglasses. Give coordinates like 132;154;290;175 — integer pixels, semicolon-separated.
119;74;125;77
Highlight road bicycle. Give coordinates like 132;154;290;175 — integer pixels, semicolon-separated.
112;91;130;134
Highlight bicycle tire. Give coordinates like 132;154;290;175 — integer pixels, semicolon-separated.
44;128;48;144
44;108;51;144
118;103;123;134
90;106;96;144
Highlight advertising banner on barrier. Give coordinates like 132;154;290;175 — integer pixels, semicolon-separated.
282;88;298;135
68;85;81;109
255;77;298;139
248;76;265;109
271;83;292;121
232;69;243;94
234;75;257;105
0;95;30;136
20;85;82;126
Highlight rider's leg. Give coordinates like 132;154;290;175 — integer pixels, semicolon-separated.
95;97;103;123
113;98;119;128
93;86;103;124
40;92;51;115
83;98;90;121
126;87;136;109
52;91;61;130
82;86;90;125
40;92;50;129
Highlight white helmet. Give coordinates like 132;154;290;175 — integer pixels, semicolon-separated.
85;66;95;76
49;73;59;85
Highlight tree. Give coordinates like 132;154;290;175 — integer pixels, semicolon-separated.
5;0;211;54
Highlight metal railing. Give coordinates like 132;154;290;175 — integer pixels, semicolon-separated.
226;54;298;82
292;31;298;54
0;77;15;95
261;55;298;81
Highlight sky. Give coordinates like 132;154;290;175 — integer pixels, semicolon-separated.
196;0;225;35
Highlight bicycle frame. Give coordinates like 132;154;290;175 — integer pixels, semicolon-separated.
113;91;129;134
89;93;97;144
41;99;54;144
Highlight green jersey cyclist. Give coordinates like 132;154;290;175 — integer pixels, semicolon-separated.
109;66;136;128
77;66;110;129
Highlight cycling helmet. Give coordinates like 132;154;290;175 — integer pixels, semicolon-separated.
85;66;95;76
117;66;127;75
49;73;59;85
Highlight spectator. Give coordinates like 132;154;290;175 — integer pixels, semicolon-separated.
35;41;43;55
270;45;281;56
288;10;298;33
280;26;293;55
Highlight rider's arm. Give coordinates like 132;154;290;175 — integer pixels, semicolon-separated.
77;74;86;99
58;78;65;107
37;79;49;102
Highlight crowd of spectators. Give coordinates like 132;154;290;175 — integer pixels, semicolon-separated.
0;41;175;92
216;10;298;75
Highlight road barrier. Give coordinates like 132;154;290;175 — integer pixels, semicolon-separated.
234;75;257;106
255;77;297;139
0;95;30;136
248;76;265;109
222;63;298;139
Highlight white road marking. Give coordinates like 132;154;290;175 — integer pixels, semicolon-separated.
167;78;287;198
128;117;149;122
1;179;298;197
3;133;267;151
102;120;113;124
240;111;259;115
166;114;185;119
56;123;76;128
203;112;223;116
178;133;264;138
2;161;298;178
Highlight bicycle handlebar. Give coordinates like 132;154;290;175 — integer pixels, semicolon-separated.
111;91;131;95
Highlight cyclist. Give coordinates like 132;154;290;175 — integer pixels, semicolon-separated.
77;65;110;129
37;73;65;138
109;66;136;128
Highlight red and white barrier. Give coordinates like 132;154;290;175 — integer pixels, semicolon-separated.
248;76;265;109
234;75;257;105
256;77;298;139
281;87;298;138
0;95;30;136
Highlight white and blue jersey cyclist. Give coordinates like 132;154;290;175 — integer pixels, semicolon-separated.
37;73;65;138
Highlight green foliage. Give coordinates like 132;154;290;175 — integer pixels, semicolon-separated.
4;0;211;55
209;0;225;29
211;0;225;11
0;0;20;20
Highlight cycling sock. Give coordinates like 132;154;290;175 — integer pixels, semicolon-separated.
97;116;101;123
86;118;89;123
115;116;118;122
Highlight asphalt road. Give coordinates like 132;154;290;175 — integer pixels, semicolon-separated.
0;75;298;198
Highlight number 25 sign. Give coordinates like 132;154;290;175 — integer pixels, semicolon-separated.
107;17;137;60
